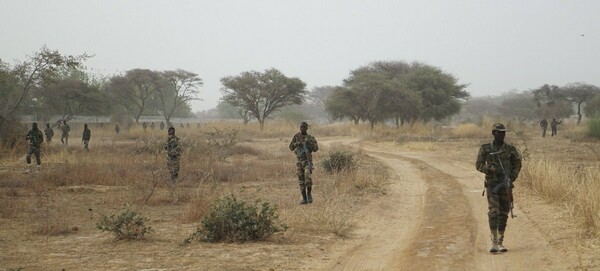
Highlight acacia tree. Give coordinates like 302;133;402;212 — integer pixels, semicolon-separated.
105;69;162;123
220;68;307;130
561;83;600;124
158;69;202;124
325;86;363;124
533;84;574;119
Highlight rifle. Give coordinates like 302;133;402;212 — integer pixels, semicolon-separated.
296;135;314;176
490;150;516;218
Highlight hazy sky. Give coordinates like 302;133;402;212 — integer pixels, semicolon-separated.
2;0;599;112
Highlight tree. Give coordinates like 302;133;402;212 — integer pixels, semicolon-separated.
497;91;538;121
220;68;307;130
308;86;336;122
105;69;162;123
561;83;600;124
39;78;108;120
583;94;600;118
0;46;90;127
533;84;574;119
325;86;362;124
158;69;202;124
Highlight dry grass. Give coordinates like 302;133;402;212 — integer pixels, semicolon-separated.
451;123;487;138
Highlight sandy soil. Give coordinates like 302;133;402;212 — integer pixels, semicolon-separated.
1;136;598;270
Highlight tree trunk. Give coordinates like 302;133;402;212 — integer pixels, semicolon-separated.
577;101;583;124
259;119;265;131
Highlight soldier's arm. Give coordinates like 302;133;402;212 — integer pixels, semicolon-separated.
475;147;488;173
39;131;44;143
289;135;298;151
311;137;318;152
510;147;522;181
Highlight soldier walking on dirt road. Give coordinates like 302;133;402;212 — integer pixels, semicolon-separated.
289;122;318;205
60;120;70;145
539;118;548;138
476;123;522;253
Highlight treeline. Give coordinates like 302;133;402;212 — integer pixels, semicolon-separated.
458;83;600;124
0;46;201;132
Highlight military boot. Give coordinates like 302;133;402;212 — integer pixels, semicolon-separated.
489;229;499;253
497;231;508;252
300;188;308;205
306;187;313;204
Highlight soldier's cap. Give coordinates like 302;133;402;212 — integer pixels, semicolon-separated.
300;122;308;128
168;126;175;131
492;123;508;132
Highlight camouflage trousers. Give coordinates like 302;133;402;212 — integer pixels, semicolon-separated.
486;186;511;231
167;156;180;182
26;145;41;165
61;134;69;145
83;139;89;150
296;159;312;189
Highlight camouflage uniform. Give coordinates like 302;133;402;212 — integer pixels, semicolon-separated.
164;129;182;182
289;124;318;204
26;123;44;166
476;123;522;253
539;119;548;138
44;123;54;142
82;124;91;150
551;118;560;136
61;123;70;145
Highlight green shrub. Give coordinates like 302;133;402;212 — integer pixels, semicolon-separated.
96;207;153;240
587;117;600;139
185;194;286;243
320;151;356;174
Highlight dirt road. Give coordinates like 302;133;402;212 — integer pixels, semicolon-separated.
318;140;593;271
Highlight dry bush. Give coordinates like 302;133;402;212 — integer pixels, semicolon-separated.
451;123;486;138
521;155;600;237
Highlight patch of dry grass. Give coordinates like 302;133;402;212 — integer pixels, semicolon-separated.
451;123;486;138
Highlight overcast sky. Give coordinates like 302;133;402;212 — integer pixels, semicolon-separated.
2;0;599;112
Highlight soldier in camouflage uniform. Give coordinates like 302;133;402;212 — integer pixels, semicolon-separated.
44;123;54;143
25;122;44;172
164;126;182;183
289;122;319;205
60;120;70;145
82;123;91;151
476;123;522;253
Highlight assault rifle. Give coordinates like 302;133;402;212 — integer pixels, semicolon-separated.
301;139;313;174
490;150;516;218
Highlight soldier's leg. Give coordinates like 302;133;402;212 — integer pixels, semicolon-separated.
497;191;511;252
65;135;69;145
297;161;307;204
26;146;33;164
61;135;65;144
486;187;501;252
33;147;41;165
304;160;313;203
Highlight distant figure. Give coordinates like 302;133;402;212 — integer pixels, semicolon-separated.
60;120;70;145
539;119;548;138
150;122;155;130
82;123;91;150
180;123;184;128
289;122;319;205
142;122;147;132
186;123;190;128
164;127;182;183
44;123;54;143
115;124;120;137
25;122;44;172
551;118;561;137
160;121;165;130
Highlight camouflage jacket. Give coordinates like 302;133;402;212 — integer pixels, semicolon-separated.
289;132;318;160
26;129;44;147
82;128;91;140
45;128;54;139
62;124;70;136
476;142;522;186
165;135;182;159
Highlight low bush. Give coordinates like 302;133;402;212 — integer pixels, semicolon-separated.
586;117;600;139
185;194;286;243
96;207;153;240
320;151;356;174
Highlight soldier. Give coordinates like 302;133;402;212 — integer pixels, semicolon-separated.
539;118;548;138
142;122;147;132
476;123;522;253
150;122;155;130
551;118;561;137
60;120;70;145
44;123;54;143
82;123;91;150
289;121;319;205
164;126;182;183
115;124;120;136
25;122;44;172
160;121;165;130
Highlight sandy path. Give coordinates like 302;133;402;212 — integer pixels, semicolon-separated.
318;140;574;270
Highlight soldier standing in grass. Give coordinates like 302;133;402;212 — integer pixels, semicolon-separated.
164;126;182;183
551;118;561;137
44;123;54;143
289;121;319;205
539;118;548;138
82;123;91;151
60;120;70;145
25;122;44;172
476;123;522;253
